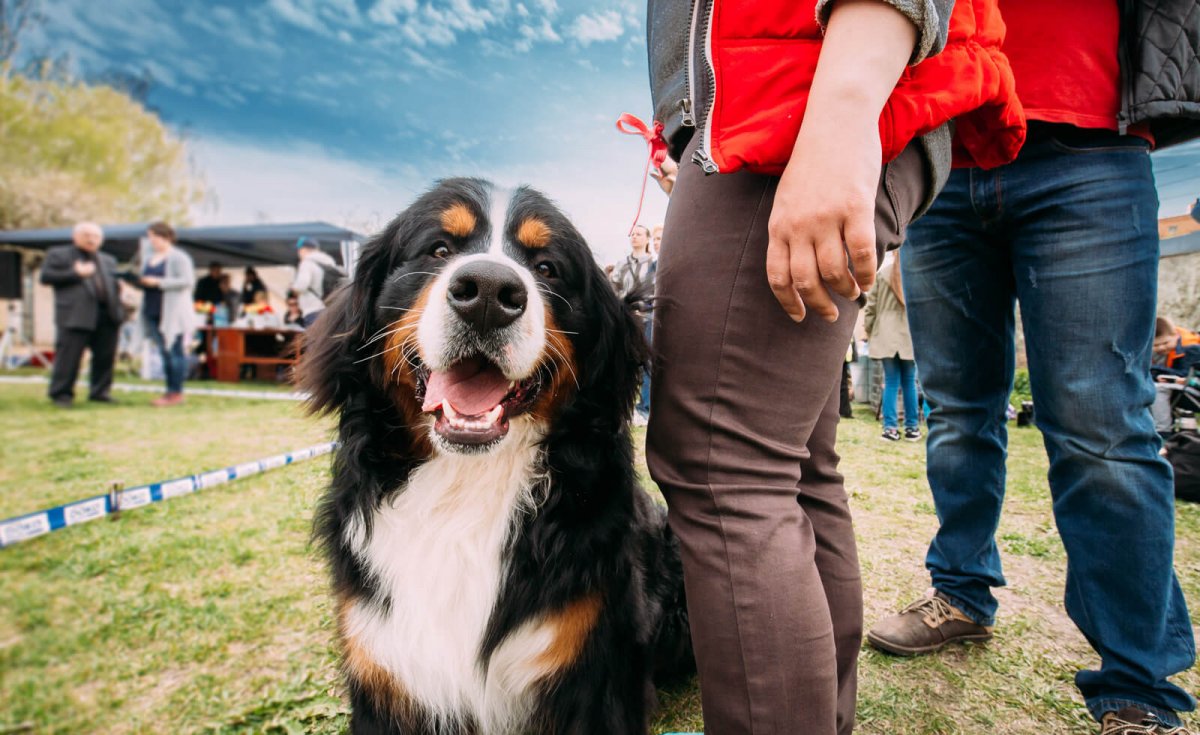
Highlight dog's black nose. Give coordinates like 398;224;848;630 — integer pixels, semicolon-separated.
447;260;527;331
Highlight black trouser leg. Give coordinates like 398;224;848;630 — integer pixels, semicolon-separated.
48;328;90;402
88;315;119;400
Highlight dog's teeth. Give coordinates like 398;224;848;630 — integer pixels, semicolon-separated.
443;402;459;420
485;405;503;424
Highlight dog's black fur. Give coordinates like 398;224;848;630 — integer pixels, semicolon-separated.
299;178;692;734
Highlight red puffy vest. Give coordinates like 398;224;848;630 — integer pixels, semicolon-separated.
695;0;1026;175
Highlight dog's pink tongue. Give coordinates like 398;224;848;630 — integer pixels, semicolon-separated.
422;357;510;415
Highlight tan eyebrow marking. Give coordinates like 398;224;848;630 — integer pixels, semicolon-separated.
439;202;477;238
516;218;552;249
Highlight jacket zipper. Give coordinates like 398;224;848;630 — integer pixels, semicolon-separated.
680;0;701;127
1116;0;1133;135
690;0;719;174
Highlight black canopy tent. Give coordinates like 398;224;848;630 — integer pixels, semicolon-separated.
0;221;364;268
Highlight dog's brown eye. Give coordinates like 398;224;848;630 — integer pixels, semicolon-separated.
535;262;556;278
431;243;451;259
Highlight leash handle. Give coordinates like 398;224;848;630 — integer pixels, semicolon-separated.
616;114;669;236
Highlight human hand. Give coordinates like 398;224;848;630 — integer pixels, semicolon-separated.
767;110;881;322
650;157;678;197
141;276;161;287
764;0;915;323
74;260;96;278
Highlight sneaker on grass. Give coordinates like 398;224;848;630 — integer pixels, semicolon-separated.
904;427;922;442
881;427;901;441
866;590;993;656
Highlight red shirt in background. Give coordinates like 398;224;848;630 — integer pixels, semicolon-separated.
1002;0;1123;130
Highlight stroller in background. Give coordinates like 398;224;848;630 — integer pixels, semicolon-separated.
1158;369;1200;503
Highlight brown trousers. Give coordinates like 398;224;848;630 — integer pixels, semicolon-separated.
647;139;927;735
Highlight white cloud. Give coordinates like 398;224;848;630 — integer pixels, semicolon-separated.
367;0;420;25
267;0;361;34
266;0;322;31
514;18;561;52
568;10;624;45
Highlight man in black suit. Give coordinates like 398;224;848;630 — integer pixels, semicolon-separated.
40;222;123;407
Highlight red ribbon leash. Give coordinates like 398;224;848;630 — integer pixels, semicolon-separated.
615;113;669;236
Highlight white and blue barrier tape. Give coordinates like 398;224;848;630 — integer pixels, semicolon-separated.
0;375;307;401
0;441;336;548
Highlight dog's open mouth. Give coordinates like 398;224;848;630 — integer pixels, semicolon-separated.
419;356;541;447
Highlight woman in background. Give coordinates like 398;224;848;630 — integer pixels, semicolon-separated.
864;251;920;441
139;221;196;407
241;266;267;306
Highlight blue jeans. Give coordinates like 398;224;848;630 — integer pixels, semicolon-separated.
147;323;186;395
902;125;1195;725
637;316;653;417
879;356;918;430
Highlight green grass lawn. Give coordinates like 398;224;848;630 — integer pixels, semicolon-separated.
1;380;1197;734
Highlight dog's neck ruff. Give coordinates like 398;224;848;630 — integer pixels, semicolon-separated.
342;418;552;731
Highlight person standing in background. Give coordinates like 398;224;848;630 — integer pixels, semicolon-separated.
291;237;338;328
138;221;196;408
240;266;267;307
864;252;920;441
610;224;657;425
193;262;223;308
40;222;123;407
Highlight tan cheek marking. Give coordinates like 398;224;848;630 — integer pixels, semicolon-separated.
381;286;433;458
440;202;477;238
536;593;603;673
337;596;412;715
531;309;577;422
516;218;552;249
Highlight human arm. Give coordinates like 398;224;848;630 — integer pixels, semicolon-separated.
649;157;678;197
816;0;954;65
292;261;315;296
765;0;917;323
39;248;86;285
156;251;195;291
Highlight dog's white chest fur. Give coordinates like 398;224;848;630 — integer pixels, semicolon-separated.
342;421;555;732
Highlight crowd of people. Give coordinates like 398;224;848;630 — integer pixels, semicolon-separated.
39;223;338;407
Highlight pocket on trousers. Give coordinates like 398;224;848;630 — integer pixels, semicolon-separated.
878;142;929;254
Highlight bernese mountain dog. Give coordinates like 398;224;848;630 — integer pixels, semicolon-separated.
298;178;693;734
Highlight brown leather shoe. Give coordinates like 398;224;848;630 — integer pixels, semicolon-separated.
866;590;993;656
1100;707;1194;735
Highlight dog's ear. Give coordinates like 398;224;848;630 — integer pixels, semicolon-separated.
297;278;372;416
576;264;649;428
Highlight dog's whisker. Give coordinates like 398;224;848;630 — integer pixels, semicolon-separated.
360;324;407;350
534;284;574;312
543;341;581;391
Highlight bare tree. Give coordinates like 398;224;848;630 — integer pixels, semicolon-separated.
0;0;41;64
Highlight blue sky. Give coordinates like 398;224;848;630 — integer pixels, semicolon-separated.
20;0;1200;263
23;0;670;264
